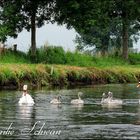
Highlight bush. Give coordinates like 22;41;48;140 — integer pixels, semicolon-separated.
45;46;66;64
26;46;129;67
32;46;66;64
129;53;140;65
65;51;94;66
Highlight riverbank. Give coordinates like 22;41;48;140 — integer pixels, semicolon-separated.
0;64;140;89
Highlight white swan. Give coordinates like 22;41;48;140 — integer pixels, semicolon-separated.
18;85;34;105
71;92;84;105
50;95;61;104
19;94;35;105
101;92;109;104
101;91;122;105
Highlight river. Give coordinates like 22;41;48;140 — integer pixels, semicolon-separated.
0;83;140;139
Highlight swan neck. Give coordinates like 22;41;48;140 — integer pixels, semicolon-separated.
78;94;81;99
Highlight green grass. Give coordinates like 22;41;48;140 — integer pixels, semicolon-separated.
0;63;140;89
129;53;140;65
32;46;130;67
0;47;137;68
0;50;30;64
0;47;140;89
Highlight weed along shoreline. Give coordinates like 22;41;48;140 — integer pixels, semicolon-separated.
0;64;140;90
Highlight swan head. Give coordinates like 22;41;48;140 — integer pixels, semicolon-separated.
108;91;113;98
137;82;140;87
23;85;28;91
102;93;108;102
102;93;106;98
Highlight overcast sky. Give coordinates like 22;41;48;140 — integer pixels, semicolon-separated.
6;23;77;52
6;23;140;52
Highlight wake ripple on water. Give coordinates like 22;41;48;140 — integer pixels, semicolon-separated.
65;124;140;139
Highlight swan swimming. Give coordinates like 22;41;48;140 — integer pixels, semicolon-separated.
71;92;84;105
101;92;109;104
18;85;34;105
101;91;122;105
50;95;61;104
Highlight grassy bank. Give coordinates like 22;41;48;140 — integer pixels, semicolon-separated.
1;46;140;67
0;46;131;66
0;47;140;89
0;64;140;89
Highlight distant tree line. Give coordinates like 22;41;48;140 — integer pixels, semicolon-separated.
0;0;140;61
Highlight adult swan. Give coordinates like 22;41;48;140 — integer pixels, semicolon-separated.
18;85;34;105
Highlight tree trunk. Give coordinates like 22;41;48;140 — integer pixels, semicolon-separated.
101;36;109;56
122;2;129;60
31;8;36;61
122;19;128;60
101;49;106;56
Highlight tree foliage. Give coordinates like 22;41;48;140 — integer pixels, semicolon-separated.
0;0;140;60
0;0;55;59
54;0;140;59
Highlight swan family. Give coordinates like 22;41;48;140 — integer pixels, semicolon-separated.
18;85;85;105
50;92;84;105
19;82;140;106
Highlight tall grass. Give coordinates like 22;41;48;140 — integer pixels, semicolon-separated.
0;50;30;63
0;46;138;67
32;46;129;67
65;51;94;66
129;53;140;65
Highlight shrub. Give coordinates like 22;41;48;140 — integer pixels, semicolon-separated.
129;53;140;65
30;46;66;64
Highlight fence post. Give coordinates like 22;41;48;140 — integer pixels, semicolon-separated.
13;44;17;52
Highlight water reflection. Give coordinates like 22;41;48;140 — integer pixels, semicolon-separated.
102;103;122;111
50;104;62;109
71;104;84;111
18;104;34;119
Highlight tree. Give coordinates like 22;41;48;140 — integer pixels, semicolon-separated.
1;0;139;60
0;1;22;42
54;0;140;59
54;0;114;56
109;0;140;59
75;16;140;56
0;0;55;60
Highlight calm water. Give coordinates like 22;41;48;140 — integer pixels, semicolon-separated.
0;83;140;139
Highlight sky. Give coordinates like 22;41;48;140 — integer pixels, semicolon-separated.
134;40;140;52
6;23;140;52
6;23;77;52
